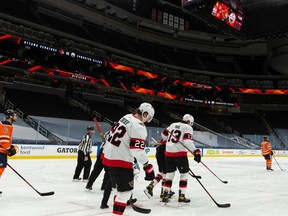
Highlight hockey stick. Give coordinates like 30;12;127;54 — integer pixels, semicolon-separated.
200;161;228;184
272;155;285;171
93;118;152;214
151;137;159;147
189;168;202;179
189;168;231;208
93;117;105;142
130;195;151;214
7;163;54;196
167;130;228;184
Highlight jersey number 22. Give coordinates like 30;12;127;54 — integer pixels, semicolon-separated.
107;123;126;147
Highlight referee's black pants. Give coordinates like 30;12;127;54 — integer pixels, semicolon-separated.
73;150;92;180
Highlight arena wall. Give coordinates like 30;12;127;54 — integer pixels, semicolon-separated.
8;144;288;159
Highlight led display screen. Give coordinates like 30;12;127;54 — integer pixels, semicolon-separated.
211;1;244;31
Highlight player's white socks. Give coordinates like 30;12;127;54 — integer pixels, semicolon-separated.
179;173;188;194
152;173;163;186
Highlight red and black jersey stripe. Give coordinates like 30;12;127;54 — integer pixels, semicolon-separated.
183;132;192;140
130;138;145;150
162;128;169;136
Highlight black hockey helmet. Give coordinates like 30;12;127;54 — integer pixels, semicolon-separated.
263;136;268;141
5;109;16;119
87;125;94;130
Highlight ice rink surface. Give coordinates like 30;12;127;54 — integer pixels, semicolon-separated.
1;157;288;216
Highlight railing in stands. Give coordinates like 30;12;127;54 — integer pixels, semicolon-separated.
68;98;91;113
168;111;257;149
162;123;169;128
68;98;102;121
92;110;101;121
152;118;159;126
259;111;287;149
0;87;64;144
103;117;113;125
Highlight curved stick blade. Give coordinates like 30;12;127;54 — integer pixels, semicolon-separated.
217;203;231;208
40;191;55;196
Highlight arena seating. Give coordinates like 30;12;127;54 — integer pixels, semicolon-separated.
4;88;91;120
31;116;110;143
274;129;288;145
264;111;288;129
1;84;286;148
167;105;227;133
212;113;269;135
85;99;127;122
0;113;49;144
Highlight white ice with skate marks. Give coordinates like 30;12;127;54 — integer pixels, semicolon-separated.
1;157;288;216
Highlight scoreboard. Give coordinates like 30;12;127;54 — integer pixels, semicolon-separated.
211;1;244;31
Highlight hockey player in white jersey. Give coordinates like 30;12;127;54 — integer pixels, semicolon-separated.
102;102;155;215
161;114;201;203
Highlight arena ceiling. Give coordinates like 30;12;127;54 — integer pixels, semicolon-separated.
165;0;288;39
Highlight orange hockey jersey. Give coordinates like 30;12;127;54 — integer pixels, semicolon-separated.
0;121;13;155
260;141;272;156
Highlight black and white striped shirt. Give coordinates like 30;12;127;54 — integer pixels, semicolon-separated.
78;134;92;155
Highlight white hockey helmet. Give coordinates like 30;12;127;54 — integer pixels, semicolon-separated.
182;114;194;126
138;102;155;123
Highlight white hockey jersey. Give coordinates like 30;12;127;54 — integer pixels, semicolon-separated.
102;114;149;169
162;122;196;157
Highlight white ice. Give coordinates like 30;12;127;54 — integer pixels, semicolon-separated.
1;157;288;216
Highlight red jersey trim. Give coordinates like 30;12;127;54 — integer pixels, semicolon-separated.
162;129;169;136
131;138;146;142
102;154;133;169
130;137;145;150
165;151;187;157
158;139;166;145
183;132;192;140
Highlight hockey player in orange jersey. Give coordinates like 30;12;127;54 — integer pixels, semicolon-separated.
260;136;273;171
0;109;17;194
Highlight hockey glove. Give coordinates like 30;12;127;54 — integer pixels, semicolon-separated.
143;163;155;181
7;145;16;156
270;151;274;156
193;149;201;163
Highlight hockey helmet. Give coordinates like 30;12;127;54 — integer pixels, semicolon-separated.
87;125;94;130
5;109;16;119
138;102;155;123
182;114;194;126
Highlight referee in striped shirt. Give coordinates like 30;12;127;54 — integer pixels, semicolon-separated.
73;125;94;181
